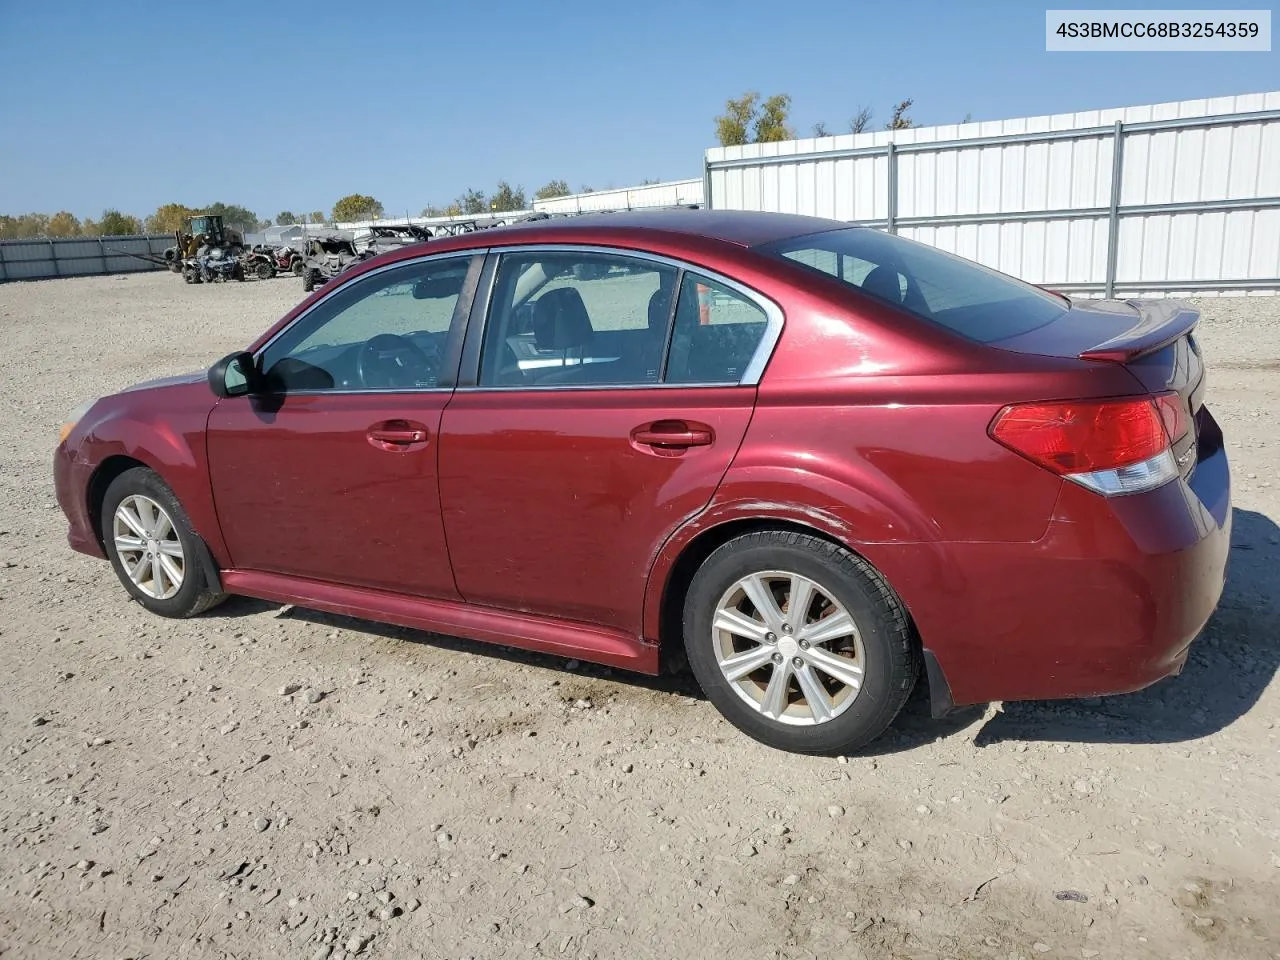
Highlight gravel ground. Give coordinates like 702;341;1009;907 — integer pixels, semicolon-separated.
1;272;1277;960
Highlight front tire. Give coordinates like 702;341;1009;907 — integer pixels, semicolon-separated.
100;467;225;618
303;268;317;292
682;530;918;755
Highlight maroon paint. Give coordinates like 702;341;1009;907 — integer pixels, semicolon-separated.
53;210;1231;714
206;392;457;598
438;387;752;632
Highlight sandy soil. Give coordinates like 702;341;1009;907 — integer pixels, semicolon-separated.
0;272;1277;960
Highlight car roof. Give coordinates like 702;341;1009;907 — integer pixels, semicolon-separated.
489;208;849;247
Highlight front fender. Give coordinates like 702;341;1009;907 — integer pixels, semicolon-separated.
75;384;226;565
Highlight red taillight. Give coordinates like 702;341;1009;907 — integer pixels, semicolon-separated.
990;396;1173;475
1154;393;1189;443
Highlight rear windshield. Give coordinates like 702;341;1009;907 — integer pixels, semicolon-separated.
759;228;1067;343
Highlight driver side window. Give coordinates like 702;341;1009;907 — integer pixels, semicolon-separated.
259;255;474;392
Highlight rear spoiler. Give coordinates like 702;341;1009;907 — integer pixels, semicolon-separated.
1077;299;1200;363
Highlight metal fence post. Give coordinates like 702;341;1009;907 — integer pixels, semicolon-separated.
0;241;7;283
1104;120;1125;298
703;156;713;211
99;238;108;274
50;239;61;278
885;142;898;233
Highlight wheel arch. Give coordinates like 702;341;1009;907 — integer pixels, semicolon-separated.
89;454;223;595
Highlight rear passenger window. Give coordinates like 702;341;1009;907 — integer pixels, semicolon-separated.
478;252;677;388
664;273;770;385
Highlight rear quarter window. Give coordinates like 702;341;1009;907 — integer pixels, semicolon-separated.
760;228;1067;343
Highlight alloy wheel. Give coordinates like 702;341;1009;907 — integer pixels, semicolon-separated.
712;570;866;726
112;494;185;600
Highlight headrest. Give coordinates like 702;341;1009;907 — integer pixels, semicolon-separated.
533;287;594;350
860;265;905;304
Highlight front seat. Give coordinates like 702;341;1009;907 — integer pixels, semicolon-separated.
532;288;596;384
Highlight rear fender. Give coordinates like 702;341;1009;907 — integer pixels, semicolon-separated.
641;463;949;644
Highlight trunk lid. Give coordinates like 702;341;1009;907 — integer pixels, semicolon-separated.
990;298;1205;480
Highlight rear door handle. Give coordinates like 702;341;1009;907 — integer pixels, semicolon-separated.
631;420;714;449
367;420;429;451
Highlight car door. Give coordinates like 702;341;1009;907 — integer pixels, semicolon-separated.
207;252;481;598
438;247;781;633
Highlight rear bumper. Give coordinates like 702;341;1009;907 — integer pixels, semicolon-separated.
884;422;1230;707
53;442;105;559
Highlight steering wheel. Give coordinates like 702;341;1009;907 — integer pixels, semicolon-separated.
355;333;434;389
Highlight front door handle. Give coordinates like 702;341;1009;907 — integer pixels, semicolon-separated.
367;420;429;451
631;420;714;449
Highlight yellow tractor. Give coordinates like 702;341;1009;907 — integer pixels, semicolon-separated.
163;215;245;272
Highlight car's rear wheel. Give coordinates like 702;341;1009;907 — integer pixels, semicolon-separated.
100;467;225;618
682;530;918;755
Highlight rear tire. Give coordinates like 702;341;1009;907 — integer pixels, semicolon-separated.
255;262;275;280
100;467;226;619
682;530;918;755
303;268;317;292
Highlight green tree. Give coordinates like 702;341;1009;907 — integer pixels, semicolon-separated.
0;216;15;240
534;179;571;201
199;202;259;232
443;201;463;217
489;181;526;212
849;106;873;134
276;211;298;226
309;210;326;225
885;98;915;130
7;213;51;237
580;185;595;194
93;210;142;235
46;211;82;237
145;203;198;234
754;94;793;142
812;122;831;137
457;188;486;215
331;194;384;223
715;91;759;147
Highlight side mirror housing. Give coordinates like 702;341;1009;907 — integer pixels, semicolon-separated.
208;351;258;398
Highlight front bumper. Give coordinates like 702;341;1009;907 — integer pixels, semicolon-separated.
53;442;105;559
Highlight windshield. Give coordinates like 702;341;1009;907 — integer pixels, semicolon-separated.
759;228;1067;343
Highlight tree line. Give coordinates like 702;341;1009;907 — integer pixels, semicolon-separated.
714;92;925;146
1;179;599;240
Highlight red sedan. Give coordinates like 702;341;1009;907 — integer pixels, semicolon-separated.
53;211;1230;754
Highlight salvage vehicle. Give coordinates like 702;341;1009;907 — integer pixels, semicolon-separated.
53;210;1230;755
245;244;305;280
300;233;367;292
353;223;434;255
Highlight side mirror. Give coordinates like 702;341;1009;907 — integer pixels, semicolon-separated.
208;351;258;398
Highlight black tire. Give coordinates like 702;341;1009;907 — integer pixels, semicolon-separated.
291;259;305;277
303;268;316;292
255;262;275;280
100;467;226;619
682;530;918;755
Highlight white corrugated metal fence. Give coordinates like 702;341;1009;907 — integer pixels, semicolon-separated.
706;91;1280;296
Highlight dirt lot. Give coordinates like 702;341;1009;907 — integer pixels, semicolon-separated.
1;272;1277;960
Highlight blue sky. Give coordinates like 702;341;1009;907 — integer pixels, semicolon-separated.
1;0;1276;221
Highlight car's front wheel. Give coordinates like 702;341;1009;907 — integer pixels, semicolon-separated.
100;467;225;618
683;530;918;755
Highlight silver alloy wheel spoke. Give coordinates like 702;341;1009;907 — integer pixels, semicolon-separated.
114;534;146;553
804;645;865;689
158;540;184;559
713;569;868;727
760;661;793;719
740;574;785;631
798;609;856;646
117;505;149;540
719;644;775;681
794;665;834;722
713;607;771;643
158;554;183;590
786;575;815;631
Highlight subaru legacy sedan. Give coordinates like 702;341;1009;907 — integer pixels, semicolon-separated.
54;210;1230;754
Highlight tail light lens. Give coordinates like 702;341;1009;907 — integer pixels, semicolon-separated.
990;395;1185;496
